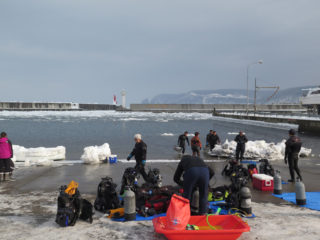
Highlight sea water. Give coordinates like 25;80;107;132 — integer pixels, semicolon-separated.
0;110;319;160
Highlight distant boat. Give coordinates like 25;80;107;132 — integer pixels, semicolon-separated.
300;87;320;114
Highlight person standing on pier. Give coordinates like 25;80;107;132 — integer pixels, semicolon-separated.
208;131;221;152
284;129;303;182
127;134;149;182
191;132;202;157
0;132;14;181
177;131;189;154
234;131;248;162
206;130;213;148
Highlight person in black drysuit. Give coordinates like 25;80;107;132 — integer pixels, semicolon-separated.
173;155;214;215
177;131;189;154
206;130;213;148
234;131;248;162
208;131;221;151
284;129;303;182
127;134;149;182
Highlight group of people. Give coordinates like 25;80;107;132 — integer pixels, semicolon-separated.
177;130;248;162
126;133;214;215
126;128;304;214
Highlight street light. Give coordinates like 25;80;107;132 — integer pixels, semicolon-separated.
246;60;263;115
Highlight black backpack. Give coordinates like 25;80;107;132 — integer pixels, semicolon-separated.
221;160;238;177
94;177;121;213
120;167;139;195
55;185;81;227
259;159;275;176
79;199;94;223
230;165;249;191
147;168;162;188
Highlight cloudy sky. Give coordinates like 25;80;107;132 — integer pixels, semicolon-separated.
0;0;319;104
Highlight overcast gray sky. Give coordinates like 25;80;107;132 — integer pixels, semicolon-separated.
0;0;319;104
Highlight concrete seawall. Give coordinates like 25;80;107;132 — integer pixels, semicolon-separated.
130;103;306;113
215;113;320;134
0;102;120;111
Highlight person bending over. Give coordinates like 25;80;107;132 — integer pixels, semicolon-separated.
191;132;202;157
173;155;214;215
285;129;303;182
177;131;189;154
127;134;149;182
234;131;248;162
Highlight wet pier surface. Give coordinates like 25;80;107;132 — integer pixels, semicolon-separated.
2;158;319;204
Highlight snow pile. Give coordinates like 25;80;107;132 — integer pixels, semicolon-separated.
12;145;66;166
208;139;312;160
0;190;320;240
80;143;111;164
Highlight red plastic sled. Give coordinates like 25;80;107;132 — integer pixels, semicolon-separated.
152;215;250;240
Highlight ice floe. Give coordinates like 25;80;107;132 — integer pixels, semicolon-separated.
12;145;66;166
80;143;111;164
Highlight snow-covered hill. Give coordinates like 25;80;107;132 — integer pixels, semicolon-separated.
142;86;316;104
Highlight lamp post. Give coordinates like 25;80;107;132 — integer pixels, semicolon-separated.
246;60;263;115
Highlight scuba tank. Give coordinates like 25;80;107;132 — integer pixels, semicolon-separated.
273;170;282;195
191;188;199;214
124;186;136;221
295;178;306;205
239;187;252;215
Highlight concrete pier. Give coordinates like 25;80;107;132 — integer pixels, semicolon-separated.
130;103;307;113
0;102;120;111
214;112;320;134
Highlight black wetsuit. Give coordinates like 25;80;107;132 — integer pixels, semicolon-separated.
206;133;212;147
174;155;214;215
234;134;248;161
128;141;149;182
285;135;302;180
177;134;189;154
208;134;220;151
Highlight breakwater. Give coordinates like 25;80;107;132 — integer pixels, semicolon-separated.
0;102;120;111
130;104;306;113
214;112;320;134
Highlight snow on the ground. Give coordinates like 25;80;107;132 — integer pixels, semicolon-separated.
161;133;175;136
0;190;319;240
207;139;312;160
80;143;111;164
12;145;66;166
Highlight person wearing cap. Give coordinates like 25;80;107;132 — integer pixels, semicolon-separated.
127;134;149;182
173;155;215;215
234;131;248;162
285;129;303;182
177;131;189;154
0;132;14;181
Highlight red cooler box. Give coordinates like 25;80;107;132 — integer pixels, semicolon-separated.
252;174;274;191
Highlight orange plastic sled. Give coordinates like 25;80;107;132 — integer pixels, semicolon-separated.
152;215;250;240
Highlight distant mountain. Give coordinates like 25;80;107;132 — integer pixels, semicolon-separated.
142;86;316;104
